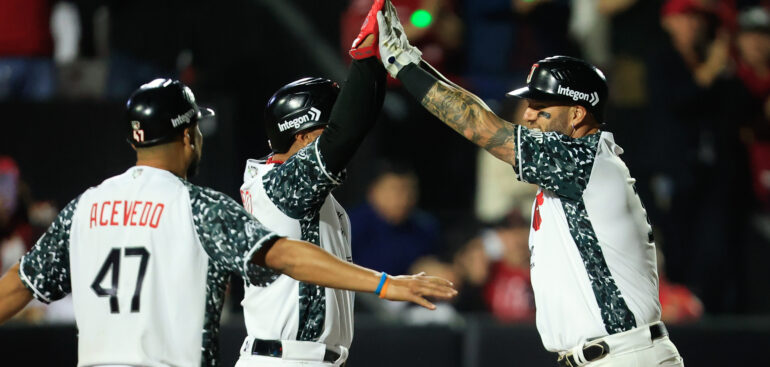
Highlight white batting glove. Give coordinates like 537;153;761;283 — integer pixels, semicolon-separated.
377;0;422;78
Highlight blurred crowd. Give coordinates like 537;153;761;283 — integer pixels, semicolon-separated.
0;156;68;323
3;0;770;326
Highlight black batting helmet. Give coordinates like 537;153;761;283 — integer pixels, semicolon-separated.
507;56;608;123
264;77;340;153
126;78;214;147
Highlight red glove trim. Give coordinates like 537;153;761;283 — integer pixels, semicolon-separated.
349;0;385;60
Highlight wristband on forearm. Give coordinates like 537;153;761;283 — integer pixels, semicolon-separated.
397;63;438;103
374;272;390;298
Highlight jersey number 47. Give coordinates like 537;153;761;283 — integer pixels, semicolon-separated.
90;247;151;313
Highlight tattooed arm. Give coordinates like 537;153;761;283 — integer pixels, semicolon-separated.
422;81;518;165
397;63;518;166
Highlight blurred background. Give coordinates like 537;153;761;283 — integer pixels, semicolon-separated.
1;0;770;365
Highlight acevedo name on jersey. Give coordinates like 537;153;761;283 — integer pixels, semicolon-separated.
88;200;165;228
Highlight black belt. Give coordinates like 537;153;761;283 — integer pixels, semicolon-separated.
251;339;341;364
557;323;668;367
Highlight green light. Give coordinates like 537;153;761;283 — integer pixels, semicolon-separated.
410;9;432;28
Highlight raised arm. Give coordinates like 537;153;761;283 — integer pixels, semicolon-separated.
374;0;518;165
317;0;388;175
419;77;518;165
317;55;386;174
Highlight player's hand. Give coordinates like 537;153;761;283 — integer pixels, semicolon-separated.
377;0;423;78
350;0;385;60
382;272;458;309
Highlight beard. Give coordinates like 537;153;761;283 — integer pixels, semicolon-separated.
186;155;200;178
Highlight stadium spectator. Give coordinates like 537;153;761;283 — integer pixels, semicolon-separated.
0;0;57;100
398;222;492;323
644;0;757;313
599;0;664;194
463;0;575;102
657;249;704;323
647;0;728;290
482;215;535;323
449;229;490;313
733;6;770;210
0;156;62;324
350;161;439;276
0;157;60;272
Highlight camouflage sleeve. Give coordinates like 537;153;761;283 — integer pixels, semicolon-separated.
185;182;281;286
263;139;346;219
512;125;600;200
18;197;80;304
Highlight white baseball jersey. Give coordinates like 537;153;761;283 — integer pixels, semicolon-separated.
512;126;661;352
239;140;354;350
19;166;279;367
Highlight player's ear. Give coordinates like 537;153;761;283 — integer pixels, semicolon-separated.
297;131;312;144
572;105;588;125
183;127;193;146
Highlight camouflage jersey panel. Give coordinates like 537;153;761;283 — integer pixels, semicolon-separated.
513;126;600;201
262;139;345;341
561;199;637;334
19;196;80;303
513;127;636;334
184;180;281;366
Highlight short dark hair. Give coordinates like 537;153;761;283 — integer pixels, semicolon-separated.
367;159;417;186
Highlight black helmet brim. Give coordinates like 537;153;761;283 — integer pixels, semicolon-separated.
506;86;572;104
199;107;216;120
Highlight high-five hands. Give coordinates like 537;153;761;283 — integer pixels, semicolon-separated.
350;0;385;59
349;0;423;77
377;0;423;77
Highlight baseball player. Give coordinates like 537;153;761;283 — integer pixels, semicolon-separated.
235;3;413;366
0;78;456;367
369;2;685;366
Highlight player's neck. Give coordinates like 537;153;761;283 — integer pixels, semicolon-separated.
572;126;600;138
271;152;293;163
135;147;189;179
135;158;188;179
272;140;308;162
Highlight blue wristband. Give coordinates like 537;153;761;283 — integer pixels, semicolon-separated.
374;272;388;295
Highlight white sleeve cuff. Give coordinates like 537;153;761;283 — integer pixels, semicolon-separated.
18;257;52;304
313;139;343;186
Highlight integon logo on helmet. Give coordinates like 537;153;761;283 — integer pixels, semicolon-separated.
171;108;196;127
556;85;600;106
278;107;321;132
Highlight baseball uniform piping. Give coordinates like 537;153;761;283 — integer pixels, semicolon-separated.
18;257;52;304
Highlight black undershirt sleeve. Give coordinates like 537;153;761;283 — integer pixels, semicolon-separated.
317;57;387;174
396;62;438;103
